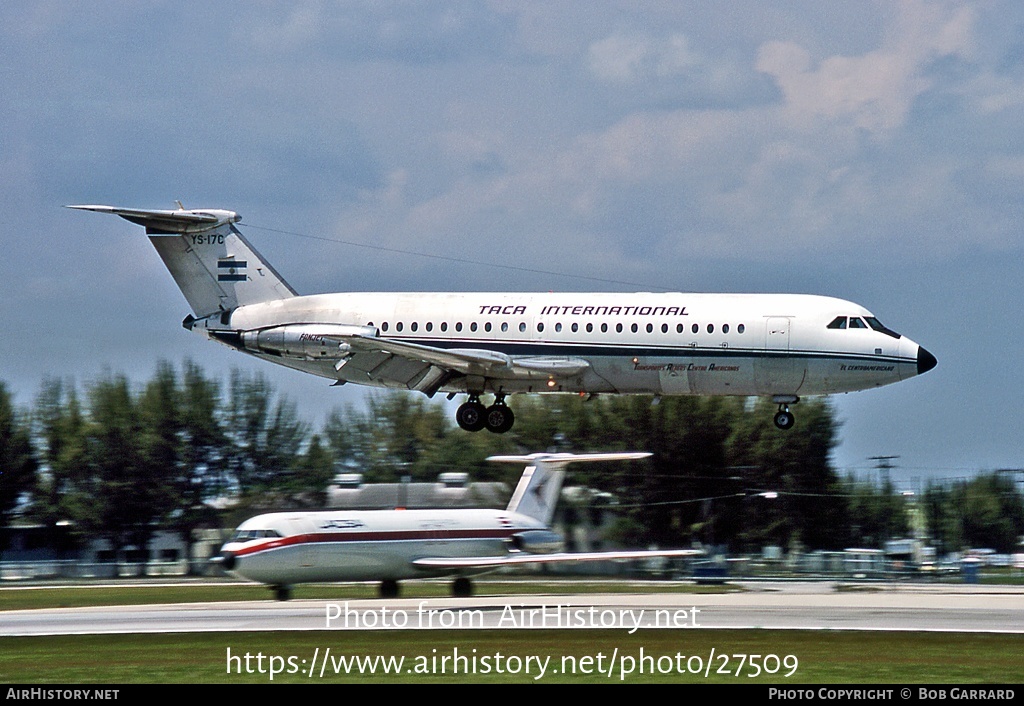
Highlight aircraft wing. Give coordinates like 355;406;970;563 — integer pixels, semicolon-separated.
329;332;590;394
412;549;701;569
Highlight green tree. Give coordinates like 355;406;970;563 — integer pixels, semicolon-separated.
171;361;231;570
0;383;37;552
29;378;87;552
80;373;168;567
224;369;309;509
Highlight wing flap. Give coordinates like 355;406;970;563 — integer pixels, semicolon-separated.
339;336;590;379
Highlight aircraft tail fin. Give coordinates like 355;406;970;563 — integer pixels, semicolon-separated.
67;205;297;318
489;452;651;525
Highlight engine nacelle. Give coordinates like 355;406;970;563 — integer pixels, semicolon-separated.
240;324;373;359
508;530;564;555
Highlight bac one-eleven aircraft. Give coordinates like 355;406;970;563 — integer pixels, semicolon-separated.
69;204;936;432
215;452;698;600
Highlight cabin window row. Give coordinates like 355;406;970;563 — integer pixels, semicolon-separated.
369;321;747;335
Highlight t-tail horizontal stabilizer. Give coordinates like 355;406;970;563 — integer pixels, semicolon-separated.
67;204;296;318
490;452;651;525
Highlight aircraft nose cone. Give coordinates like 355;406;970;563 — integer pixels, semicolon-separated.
917;347;937;376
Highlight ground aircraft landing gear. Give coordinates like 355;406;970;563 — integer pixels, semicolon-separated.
273;585;292;601
379;579;401;599
457;394;515;434
452;577;473;597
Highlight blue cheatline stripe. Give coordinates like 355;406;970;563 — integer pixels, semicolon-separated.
218;260;248;268
379;336;913;365
218;274;247;282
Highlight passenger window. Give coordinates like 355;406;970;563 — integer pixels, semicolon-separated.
571;323;578;333
616;323;623;333
396;322;404;332
485;322;492;332
500;322;508;332
827;316;847;330
382;322;389;332
425;322;432;332
586;323;593;333
537;322;544;333
692;323;699;334
646;323;653;333
662;324;668;333
738;324;745;334
677;323;684;333
707;324;714;334
441;322;448;332
555;323;562;333
631;323;638;333
519;322;526;333
411;322;418;332
601;323;608;333
470;322;477;332
723;324;730;334
455;322;463;332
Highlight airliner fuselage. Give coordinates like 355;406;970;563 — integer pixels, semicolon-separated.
215;290;928;399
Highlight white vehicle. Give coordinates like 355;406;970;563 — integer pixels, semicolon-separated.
216;452;697;600
70;204;936;432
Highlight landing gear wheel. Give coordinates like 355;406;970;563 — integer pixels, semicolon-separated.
273;585;292;601
456;400;487;432
379;579;401;599
451;577;473;597
484;404;515;434
773;410;795;430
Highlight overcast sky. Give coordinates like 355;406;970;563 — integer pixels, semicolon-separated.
2;1;1022;484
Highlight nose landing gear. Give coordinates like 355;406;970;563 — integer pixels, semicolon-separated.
772;395;799;430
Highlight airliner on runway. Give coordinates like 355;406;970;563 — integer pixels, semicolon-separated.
69;204;936;432
215;452;697;600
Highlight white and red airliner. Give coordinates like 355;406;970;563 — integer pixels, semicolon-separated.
215;452;697;600
69;204;936;432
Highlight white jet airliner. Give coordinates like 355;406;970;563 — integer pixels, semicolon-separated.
215;452;698;600
69;204;936;432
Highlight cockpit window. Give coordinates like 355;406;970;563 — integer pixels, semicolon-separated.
848;317;867;329
827;316;847;329
865;317;901;339
231;529;282;542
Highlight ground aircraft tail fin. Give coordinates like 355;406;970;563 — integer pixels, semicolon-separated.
489;452;651;525
67;204;297;318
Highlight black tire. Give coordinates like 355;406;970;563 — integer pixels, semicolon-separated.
773;411;795;430
484;404;515;434
379;579;401;598
456;401;487;432
274;585;292;601
452;577;473;597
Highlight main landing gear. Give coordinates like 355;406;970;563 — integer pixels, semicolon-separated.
772;396;799;430
456;394;515;434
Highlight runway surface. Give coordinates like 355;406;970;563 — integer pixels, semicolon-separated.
2;582;1023;636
